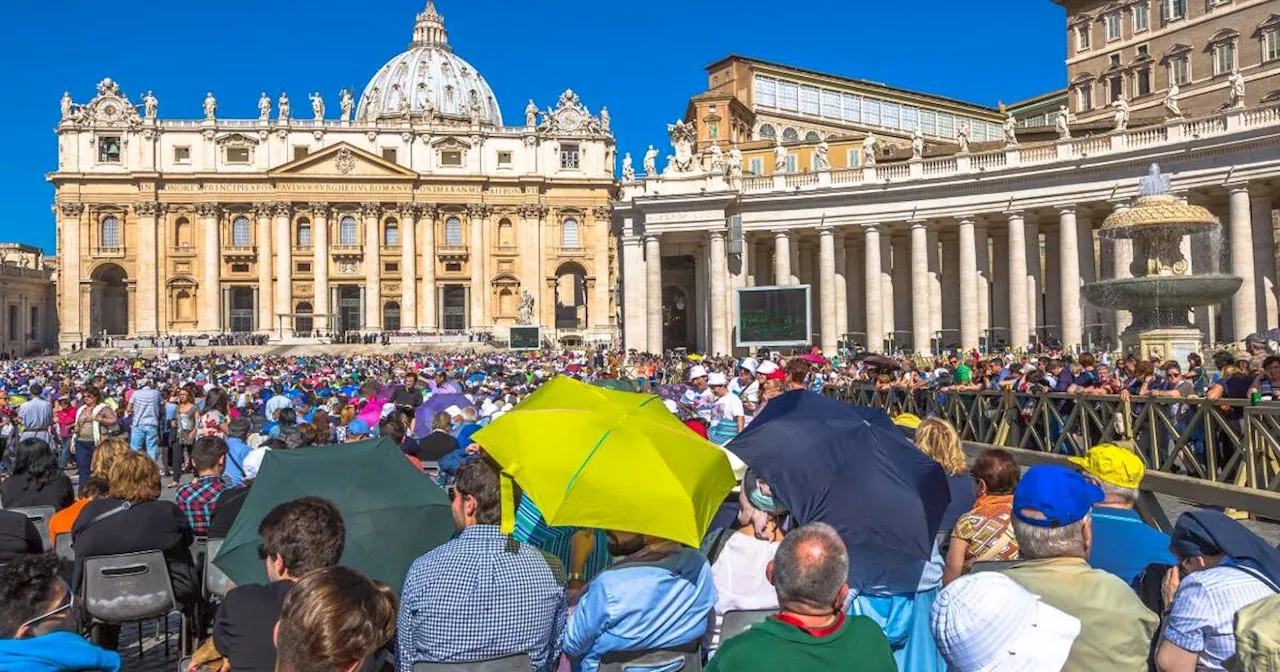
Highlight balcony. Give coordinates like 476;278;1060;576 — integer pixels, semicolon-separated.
90;246;125;259
555;246;586;258
169;244;197;258
330;244;364;261
494;244;519;257
222;245;256;262
437;245;469;262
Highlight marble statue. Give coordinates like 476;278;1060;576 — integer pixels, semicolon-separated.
1163;82;1182;118
1055;105;1071;139
258;92;271;121
727;146;743;177
517;291;535;325
708;143;725;173
399;96;412;120
365;88;381;121
815;136;831;170
143;91;158;120
468;101;481;125
862;133;877;167
643;145;659;177
310;92;325;122
957;120;970;153
203;92;217;121
622;153;635;181
1003;113;1018;146
1112;95;1130;132
525;99;538;127
1228;68;1245;109
600;107;611;132
278;93;290;122
340;89;354;122
667;119;698;172
60;91;72;120
773;137;787;173
910;128;924;160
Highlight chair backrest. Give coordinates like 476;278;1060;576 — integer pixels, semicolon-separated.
205;537;232;600
971;560;1021;574
719;609;777;644
82;550;176;623
7;506;56;551
412;653;532;671
54;532;74;562
598;643;702;672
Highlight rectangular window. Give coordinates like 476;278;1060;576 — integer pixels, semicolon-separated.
1137;44;1149;57
1109;74;1124;102
901;106;918;133
7;306;16;342
1136;67;1151;96
293;146;309;161
920;110;937;136
497;151;512;166
29;307;37;341
821;90;841;118
1078;85;1093;111
937;113;955;139
785;155;796;173
754;75;777;107
709;124;718;138
1133;1;1150;32
1213;42;1235;75
560;143;580;169
441;150;462;167
778;81;799;111
799;85;820;115
846;149;861;168
1110;53;1122;67
1106;13;1122;41
863;99;881;127
1170;57;1190;85
226;147;250;163
445;262;462;273
1267;30;1280;62
884;103;903;130
381;148;397;163
296;262;312;273
173;146;191;165
842;93;861;122
1162;0;1186;21
98;136;121;163
749;157;763;175
230;263;250;273
1075;24;1090;51
384;262;400;273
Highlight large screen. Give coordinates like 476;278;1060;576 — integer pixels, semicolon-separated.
508;326;541;351
735;285;812;347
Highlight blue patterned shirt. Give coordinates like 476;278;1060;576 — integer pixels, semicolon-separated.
397;525;568;672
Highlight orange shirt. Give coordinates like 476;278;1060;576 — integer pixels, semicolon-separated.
951;493;1020;568
49;498;92;545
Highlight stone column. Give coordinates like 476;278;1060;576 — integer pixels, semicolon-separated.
1058;206;1083;351
789;238;801;286
1228;185;1258;341
1026;217;1042;345
816;226;837;355
927;225;942;345
880;231;895;346
847;238;864;345
362;203;382;331
467;204;485;329
774;231;791;286
892;234;911;346
622;231;646;351
1251;190;1278;330
255;203;274;333
958;216;979;351
975;222;991;349
1077;213;1098;345
864;225;884;350
399;205;418;331
57;203;84;347
910;221;931;355
834;234;848;342
1006;211;1030;350
197;203;222;334
420;205;438;331
592;207;613;333
1044;229;1061;342
991;233;1010;346
708;230;729;354
645;233;663;353
272;203;292;333
1109;199;1134;340
311;204;330;333
133;201;160;337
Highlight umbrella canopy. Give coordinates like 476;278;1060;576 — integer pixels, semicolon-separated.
728;390;948;595
473;375;735;548
591;378;637;393
855;353;902;371
412;392;474;439
214;437;453;591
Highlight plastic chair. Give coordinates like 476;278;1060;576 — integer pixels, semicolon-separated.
7;506;56;551
54;533;73;562
598;642;702;672
970;560;1021;573
81;550;183;658
413;653;532;671
204;538;233;600
719;608;777;643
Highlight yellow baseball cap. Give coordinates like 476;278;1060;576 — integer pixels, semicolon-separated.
893;413;922;429
1068;443;1145;489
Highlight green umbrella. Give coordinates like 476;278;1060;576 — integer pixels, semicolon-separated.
590;378;637;392
214;437;453;591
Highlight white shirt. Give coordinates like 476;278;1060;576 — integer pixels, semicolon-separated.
1164;565;1277;670
729;378;760;407
711;393;745;424
703;532;780;656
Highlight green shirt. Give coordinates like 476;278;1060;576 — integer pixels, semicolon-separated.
706;613;896;672
955;363;973;384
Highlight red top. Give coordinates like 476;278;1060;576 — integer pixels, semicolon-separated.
773;611;847;638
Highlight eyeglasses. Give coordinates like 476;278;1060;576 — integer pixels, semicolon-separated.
17;589;75;636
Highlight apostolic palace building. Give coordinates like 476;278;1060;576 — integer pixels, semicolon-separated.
49;1;616;350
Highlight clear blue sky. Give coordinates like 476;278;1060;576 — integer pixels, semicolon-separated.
5;0;1065;253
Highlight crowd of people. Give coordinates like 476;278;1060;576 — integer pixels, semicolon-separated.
0;343;1278;671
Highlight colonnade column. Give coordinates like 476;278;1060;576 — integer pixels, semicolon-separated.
420;205;437;331
976;222;991;348
621;232;646;350
272;203;292;333
834;234;848;342
1110;199;1134;339
1077;214;1097;346
254;203;273;333
58;203;83;346
362;203;382;330
592;207;613;333
1228;185;1258;341
399;205;417;331
198;202;222;334
1025;217;1042;345
1006;211;1029;350
880;232;895;346
864;225;884;351
311;204;329;333
709;230;728;355
134;202;159;337
910;221;931;354
958;216;979;351
817;226;837;355
774;231;791;286
927;225;942;346
1058;206;1082;350
644;233;663;353
1252;189;1278;330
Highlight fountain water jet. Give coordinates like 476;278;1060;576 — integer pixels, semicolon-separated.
1082;164;1242;361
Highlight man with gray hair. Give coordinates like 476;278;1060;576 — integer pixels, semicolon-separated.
706;522;894;671
1002;466;1158;672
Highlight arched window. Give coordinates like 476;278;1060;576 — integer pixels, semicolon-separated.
383;301;401;331
296;218;312;247
804;131;820;141
174;217;192;249
445;216;463;246
498;218;514;247
339;216;358;245
758;123;776;140
384;219;400;247
101;216;121;248
561;218;580;248
782;127;799;141
231;216;252;246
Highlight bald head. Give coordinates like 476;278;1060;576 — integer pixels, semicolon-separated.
770;522;848;612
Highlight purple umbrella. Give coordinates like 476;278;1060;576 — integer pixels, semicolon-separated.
413;393;474;439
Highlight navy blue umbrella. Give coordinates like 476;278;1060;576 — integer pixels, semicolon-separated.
728;390;949;595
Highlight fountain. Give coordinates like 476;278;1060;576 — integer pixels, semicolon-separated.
1082;164;1242;361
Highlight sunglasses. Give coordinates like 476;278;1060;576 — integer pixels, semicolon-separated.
17;590;75;636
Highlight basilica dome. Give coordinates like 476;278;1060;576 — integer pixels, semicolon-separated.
354;1;503;125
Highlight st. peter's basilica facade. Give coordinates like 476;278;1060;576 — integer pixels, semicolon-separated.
50;1;617;349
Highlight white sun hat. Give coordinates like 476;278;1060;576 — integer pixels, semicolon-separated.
931;572;1081;672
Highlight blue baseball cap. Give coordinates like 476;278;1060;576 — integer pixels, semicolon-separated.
1012;465;1103;528
347;418;371;436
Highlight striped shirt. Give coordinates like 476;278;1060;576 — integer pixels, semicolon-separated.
1163;565;1277;670
513;496;610;583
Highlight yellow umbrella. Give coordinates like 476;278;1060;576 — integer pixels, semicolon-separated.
473;376;736;548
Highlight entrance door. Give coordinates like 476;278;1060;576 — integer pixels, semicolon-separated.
337;286;362;334
228;288;255;333
442;285;467;330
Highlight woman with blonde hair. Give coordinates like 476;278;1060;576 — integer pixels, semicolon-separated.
89;436;131;478
914;418;975;538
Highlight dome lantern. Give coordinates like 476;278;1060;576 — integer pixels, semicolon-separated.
410;0;450;51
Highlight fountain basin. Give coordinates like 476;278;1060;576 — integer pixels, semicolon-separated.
1081;274;1242;312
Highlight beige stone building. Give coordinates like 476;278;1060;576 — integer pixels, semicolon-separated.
0;244;57;356
49;1;616;350
1057;0;1280;124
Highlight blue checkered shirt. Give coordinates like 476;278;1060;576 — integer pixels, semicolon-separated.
397;524;568;672
1163;564;1277;670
